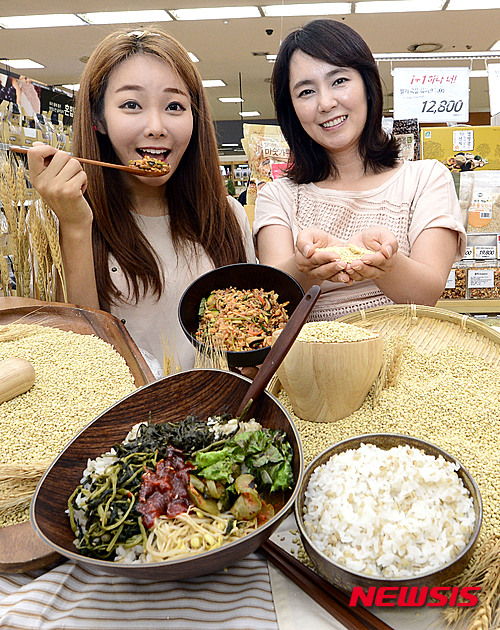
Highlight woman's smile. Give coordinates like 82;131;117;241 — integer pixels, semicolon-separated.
289;50;367;157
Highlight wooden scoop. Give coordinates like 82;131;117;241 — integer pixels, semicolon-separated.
0;357;36;404
236;284;321;421
10;146;169;178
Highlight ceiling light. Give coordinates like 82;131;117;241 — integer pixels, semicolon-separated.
219;97;244;103
188;53;199;63
0;14;87;28
4;59;44;69
239;111;260;117
266;54;277;62
490;40;500;50
77;10;172;24
170;7;260;20
355;0;444;12
447;0;499;8
62;83;80;91
262;3;351;16
202;80;227;88
222;143;239;147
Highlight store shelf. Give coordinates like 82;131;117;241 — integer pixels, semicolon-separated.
436;299;500;314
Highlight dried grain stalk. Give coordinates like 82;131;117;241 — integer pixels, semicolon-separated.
0;153;66;301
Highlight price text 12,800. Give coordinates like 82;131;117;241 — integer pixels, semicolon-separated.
421;100;464;114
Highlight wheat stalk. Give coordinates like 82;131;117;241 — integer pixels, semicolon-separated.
443;536;500;629
28;207;46;300
40;200;67;302
0;252;11;295
371;356;387;408
383;336;407;388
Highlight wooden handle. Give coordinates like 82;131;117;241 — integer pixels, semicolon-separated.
237;284;321;419
0;357;36;404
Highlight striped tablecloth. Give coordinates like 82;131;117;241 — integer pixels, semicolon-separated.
0;553;278;630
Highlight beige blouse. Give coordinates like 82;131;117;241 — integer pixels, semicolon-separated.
253;159;467;321
109;197;256;374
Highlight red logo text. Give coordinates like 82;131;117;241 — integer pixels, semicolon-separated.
349;586;480;607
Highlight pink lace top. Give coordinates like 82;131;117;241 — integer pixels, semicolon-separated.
253;159;466;320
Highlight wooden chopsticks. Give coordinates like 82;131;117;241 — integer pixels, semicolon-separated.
260;540;394;630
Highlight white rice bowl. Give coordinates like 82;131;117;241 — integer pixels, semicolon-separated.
302;442;476;579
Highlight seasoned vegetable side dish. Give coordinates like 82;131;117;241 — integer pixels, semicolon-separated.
196;287;289;351
68;414;294;563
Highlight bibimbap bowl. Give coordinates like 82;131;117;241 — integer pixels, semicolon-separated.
31;369;303;579
295;433;482;593
178;263;304;367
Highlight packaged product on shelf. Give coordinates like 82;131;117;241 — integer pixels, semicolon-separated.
52;112;67;150
241;123;290;185
465;233;498;261
0;101;9;144
468;262;500;299
34;113;50;144
393;118;420;161
441;265;467;299
459;170;500;233
420;125;500;171
22;117;37;147
6;102;24;146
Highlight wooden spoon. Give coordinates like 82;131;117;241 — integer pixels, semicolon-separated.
237;284;321;421
9;146;170;178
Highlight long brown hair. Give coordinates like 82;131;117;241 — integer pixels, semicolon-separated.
73;28;247;307
271;19;400;184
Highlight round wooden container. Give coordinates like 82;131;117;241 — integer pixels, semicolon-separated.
275;332;384;422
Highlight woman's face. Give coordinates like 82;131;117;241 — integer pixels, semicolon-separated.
289;50;368;159
97;53;193;187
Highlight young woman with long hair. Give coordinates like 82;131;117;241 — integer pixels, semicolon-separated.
28;29;255;372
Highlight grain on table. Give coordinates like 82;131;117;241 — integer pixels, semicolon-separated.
0;322;137;527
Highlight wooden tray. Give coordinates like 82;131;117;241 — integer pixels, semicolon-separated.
0;301;156;573
338;303;500;367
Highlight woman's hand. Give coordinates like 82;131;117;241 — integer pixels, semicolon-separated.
295;227;351;284
27;142;93;229
342;226;399;282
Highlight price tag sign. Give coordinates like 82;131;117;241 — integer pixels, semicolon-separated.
393;67;469;123
445;270;456;289
474;245;497;260
488;63;500;117
468;269;494;289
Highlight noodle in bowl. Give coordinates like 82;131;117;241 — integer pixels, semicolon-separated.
31;369;303;579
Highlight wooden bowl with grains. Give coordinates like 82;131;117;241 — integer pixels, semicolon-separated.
275;320;384;422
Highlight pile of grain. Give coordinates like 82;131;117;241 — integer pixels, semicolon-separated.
296;321;378;343
281;340;500;628
0;322;137;527
316;244;372;263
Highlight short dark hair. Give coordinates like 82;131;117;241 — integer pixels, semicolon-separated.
271;19;400;183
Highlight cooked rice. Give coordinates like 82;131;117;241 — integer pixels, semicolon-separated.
303;442;476;578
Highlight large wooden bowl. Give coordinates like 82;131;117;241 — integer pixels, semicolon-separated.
0;301;154;573
178;263;304;367
295;433;482;593
31;368;303;579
